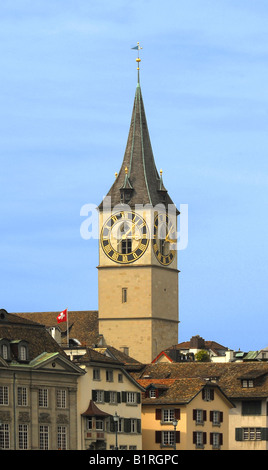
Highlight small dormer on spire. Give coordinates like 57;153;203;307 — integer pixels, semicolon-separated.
120;166;133;203
158;168;168;202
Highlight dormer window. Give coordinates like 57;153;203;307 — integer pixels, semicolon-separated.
20;345;27;361
242;379;254;388
2;344;8;360
0;339;11;361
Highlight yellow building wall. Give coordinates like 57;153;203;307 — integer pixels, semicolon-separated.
141;388;231;450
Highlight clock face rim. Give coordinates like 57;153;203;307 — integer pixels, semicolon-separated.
153;213;176;266
100;210;150;264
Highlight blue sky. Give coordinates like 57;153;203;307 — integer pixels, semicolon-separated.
0;0;268;352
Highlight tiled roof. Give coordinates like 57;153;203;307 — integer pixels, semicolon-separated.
134;362;268;399
137;377;213;405
14;310;99;347
0;311;65;361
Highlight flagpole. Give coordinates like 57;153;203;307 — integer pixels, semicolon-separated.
67;308;69;348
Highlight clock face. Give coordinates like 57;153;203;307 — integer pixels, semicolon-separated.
100;211;149;264
153;213;176;266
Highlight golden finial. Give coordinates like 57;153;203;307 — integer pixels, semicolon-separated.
131;42;143;83
160;169;163;176
125;166;128;174
115;172;118;178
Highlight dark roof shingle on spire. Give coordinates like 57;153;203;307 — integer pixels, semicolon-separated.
99;83;176;210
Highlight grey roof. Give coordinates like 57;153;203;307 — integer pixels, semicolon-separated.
99;83;176;210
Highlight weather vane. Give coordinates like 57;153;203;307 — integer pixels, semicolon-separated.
131;42;143;83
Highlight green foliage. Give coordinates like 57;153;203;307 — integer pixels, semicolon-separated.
195;350;210;362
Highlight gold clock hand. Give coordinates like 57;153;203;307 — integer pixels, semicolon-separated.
122;220;140;240
165;226;173;241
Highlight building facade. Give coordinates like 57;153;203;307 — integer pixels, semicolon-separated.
0;309;84;450
137;377;233;450
70;347;144;450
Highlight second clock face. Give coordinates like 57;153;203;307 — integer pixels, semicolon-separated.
100;211;149;264
153;213;176;266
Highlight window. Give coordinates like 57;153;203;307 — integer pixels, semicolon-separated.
121;239;132;254
0;386;9;405
110;391;117;404
95;390;104;403
19;424;28;450
96;419;104;431
39;388;48;408
210;432;223;448
57;426;67;450
202;388;214;401
93;369;100;381
39;425;49;450
0;423;10;449
193;409;206;425
163;431;175;447
149;389;157;398
118;373;123;383
243;428;262;441
17;387;28;406
126;392;136;404
87;417;93;430
130;419;137;433
242;379;254;388
211;410;222;426
20;345;27;361
106;370;114;382
122;288;128;303
56;389;66;408
193;431;206;448
163;409;174;423
2;344;8;360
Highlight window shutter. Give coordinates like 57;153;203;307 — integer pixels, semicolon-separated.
220;433;223;445
175;408;180;420
210;411;213;422
261;428;268;441
210;389;214;400
137;392;141;404
137;419;141;434
203;432;207;445
110;417;115;433
121;391;127;403
235;428;243;441
202;389;205;400
193;409;197;420
193;432;197;444
117;392;121;403
104;391;110;403
210;433;213;445
220;411;223;422
155;431;161;444
203;410;207;421
92;390;97;401
176;431;180;443
124;419;131;433
155;409;162;420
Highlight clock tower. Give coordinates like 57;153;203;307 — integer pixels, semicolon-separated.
98;47;179;363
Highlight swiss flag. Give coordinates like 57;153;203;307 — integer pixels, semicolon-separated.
57;309;68;323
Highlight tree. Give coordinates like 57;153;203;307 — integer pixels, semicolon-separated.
195;350;210;362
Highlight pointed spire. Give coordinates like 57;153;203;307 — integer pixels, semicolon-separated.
99;49;176;211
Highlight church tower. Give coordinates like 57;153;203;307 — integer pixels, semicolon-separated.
98;46;179;363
